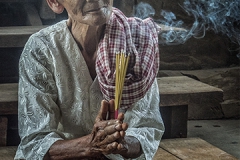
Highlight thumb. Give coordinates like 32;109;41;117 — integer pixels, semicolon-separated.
95;100;109;122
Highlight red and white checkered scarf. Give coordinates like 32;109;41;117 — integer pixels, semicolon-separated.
96;8;160;109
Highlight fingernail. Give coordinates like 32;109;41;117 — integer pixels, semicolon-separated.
115;124;121;130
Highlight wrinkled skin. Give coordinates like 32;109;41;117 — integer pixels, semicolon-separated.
48;0;113;79
44;0;142;159
89;100;129;155
55;0;113;26
45;100;129;159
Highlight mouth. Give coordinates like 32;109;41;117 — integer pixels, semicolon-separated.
86;7;102;13
83;1;109;14
84;6;108;13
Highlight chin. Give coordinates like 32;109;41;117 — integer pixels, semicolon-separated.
84;8;112;26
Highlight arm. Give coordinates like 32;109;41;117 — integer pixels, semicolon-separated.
44;98;143;160
45;100;128;160
16;36;63;160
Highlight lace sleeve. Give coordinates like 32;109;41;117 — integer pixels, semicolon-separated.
15;36;63;160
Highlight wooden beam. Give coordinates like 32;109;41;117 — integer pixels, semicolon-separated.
0;26;47;48
0;0;35;2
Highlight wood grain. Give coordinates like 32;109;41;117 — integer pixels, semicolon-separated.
160;138;238;160
157;76;224;119
153;147;180;160
0;146;17;160
0;26;47;48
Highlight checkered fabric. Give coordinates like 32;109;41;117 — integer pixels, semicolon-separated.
96;8;160;108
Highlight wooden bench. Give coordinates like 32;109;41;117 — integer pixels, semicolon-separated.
158;76;223;139
0;0;35;2
0;26;46;48
0;0;54;48
0;138;237;159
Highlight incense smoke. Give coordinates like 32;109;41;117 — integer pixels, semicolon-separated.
135;1;240;58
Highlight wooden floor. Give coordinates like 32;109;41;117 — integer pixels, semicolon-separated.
154;138;238;160
0;146;17;160
1;138;237;160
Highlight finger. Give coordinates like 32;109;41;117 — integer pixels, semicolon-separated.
97;132;121;146
108;99;115;120
101;142;119;155
101;100;110;121
120;131;126;138
110;143;128;155
95;100;109;122
91;129;105;144
95;119;122;131
122;123;128;131
104;123;123;136
117;143;125;150
107;142;118;150
117;112;124;121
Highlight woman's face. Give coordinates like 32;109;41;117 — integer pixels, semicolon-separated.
60;0;113;26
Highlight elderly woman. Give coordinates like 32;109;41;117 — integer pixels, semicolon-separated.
15;0;164;159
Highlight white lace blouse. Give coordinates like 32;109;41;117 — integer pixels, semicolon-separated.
14;20;164;160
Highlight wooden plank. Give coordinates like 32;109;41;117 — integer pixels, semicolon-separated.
0;83;18;103
0;116;8;146
153;147;180;160
0;146;17;160
160;138;238;160
158;76;224;119
0;0;35;2
158;76;223;106
0;83;18;115
0;26;47;48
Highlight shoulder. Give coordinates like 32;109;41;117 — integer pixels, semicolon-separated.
20;21;67;64
26;20;68;49
22;20;69;58
33;20;68;38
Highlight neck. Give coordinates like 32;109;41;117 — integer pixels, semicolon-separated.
68;19;105;56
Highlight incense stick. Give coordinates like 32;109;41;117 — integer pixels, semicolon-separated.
115;52;130;118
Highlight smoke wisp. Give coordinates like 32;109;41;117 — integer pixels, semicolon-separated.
135;0;240;52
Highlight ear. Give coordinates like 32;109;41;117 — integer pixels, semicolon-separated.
46;0;64;14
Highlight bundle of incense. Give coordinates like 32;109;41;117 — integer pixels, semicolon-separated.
114;52;130;119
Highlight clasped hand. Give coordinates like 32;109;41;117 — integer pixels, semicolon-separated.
89;99;128;155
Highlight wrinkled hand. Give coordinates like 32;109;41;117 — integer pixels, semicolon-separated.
89;100;128;155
